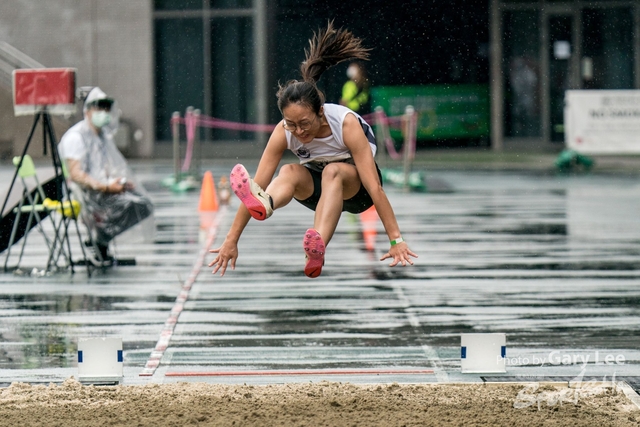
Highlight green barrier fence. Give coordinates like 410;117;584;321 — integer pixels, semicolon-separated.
371;84;490;140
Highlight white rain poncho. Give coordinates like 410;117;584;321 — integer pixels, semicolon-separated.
58;88;153;245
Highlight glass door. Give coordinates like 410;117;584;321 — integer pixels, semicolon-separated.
546;13;577;143
503;10;541;138
581;7;634;90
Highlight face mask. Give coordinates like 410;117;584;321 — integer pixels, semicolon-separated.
346;66;358;79
91;110;111;128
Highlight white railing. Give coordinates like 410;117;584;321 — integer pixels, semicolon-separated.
0;41;44;90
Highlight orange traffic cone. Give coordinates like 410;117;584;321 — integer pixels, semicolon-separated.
360;206;379;252
198;171;219;212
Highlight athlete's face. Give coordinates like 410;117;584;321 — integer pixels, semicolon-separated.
282;103;323;144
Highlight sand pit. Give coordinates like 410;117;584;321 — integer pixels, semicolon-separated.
0;378;638;426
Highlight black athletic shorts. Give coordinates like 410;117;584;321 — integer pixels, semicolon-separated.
294;160;383;214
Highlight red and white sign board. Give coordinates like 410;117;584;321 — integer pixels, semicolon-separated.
12;68;77;116
565;90;640;154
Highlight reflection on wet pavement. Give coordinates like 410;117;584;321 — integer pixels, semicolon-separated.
0;163;639;384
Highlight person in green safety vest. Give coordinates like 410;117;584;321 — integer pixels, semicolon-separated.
340;61;370;113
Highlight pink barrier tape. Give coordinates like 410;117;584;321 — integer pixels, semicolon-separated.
363;112;403;128
171;113;405;133
361;112;375;122
170;115;274;135
139;206;228;377
169;110;414;163
198;116;276;133
170;112;406;132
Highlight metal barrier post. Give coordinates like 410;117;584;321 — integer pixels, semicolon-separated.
184;106;194;178
193;109;201;179
171;111;180;184
374;106;387;169
402;105;416;193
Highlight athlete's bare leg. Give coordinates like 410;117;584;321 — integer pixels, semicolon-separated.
265;163;314;210
313;162;361;244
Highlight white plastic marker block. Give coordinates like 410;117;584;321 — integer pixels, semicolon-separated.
77;338;123;381
460;333;506;373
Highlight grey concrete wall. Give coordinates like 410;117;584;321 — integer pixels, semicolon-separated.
0;0;153;158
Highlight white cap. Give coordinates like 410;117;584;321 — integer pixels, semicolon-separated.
83;87;114;111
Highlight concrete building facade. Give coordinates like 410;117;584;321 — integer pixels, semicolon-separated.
0;0;154;158
3;0;637;158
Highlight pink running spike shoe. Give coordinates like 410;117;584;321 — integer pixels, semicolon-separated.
303;229;325;278
230;164;273;221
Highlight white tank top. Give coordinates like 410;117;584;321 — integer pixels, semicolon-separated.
285;103;377;167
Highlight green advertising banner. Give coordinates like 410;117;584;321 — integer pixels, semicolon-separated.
371;84;490;139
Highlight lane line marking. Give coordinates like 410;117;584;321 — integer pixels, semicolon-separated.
139;206;227;377
165;369;434;377
356;211;449;382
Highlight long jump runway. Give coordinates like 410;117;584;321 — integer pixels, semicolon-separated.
0;160;639;388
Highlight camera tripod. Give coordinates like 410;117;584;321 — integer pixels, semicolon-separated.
0;108;89;274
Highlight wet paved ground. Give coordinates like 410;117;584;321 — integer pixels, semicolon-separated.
0;159;639;387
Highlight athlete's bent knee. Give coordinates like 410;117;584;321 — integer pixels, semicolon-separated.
321;163;343;182
278;163;306;180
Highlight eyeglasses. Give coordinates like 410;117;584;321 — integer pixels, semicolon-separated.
282;114;317;132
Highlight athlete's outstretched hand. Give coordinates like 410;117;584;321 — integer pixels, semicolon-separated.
209;238;239;276
380;242;418;267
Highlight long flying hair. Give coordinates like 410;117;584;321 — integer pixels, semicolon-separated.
276;21;370;115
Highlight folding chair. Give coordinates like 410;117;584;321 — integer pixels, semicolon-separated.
3;155;93;274
43;194;83;270
3;155;67;272
57;160;106;271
